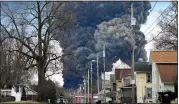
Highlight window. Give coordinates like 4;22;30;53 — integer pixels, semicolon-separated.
146;88;152;99
112;83;116;91
146;73;152;83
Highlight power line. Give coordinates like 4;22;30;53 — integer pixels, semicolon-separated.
145;14;177;45
144;8;173;37
134;3;174;48
143;3;172;35
135;4;176;51
150;1;158;12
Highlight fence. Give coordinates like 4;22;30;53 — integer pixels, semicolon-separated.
0;89;11;96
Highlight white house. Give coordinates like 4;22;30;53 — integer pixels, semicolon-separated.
0;84;37;102
1;85;23;101
149;51;178;103
98;71;113;102
101;71;114;90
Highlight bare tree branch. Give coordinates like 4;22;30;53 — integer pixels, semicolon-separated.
44;53;73;70
45;71;62;78
1;1;73;100
1;24;37;58
21;16;38;30
7;49;34;59
24;64;37;70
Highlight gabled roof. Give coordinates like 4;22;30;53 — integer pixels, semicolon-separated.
115;62;152;80
112;59;131;72
115;68;131;80
157;63;178;83
150;51;177;62
134;62;152;72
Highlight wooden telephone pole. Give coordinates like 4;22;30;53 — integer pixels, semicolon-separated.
131;2;136;104
0;1;2;101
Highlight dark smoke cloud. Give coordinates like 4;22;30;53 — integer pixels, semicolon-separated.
56;1;151;88
94;15;148;69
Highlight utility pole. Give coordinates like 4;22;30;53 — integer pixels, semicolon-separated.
96;54;99;101
91;62;93;103
88;68;90;103
84;79;86;103
103;45;106;103
0;1;2;102
176;2;178;29
131;2;136;104
131;47;135;103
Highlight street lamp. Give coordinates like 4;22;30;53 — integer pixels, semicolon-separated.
91;60;96;103
92;54;105;101
83;78;87;103
89;53;105;103
88;68;90;103
103;45;106;103
96;54;100;101
89;55;100;101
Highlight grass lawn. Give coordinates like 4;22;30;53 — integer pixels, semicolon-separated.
1;101;47;104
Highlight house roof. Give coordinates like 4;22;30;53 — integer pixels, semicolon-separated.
157;63;178;83
134;62;152;72
150;51;178;62
113;59;131;69
115;68;131;80
115;62;151;80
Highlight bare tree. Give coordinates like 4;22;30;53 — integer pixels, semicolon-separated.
154;1;178;50
0;38;34;89
1;1;73;101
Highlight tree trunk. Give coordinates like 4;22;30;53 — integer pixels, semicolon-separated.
37;60;46;101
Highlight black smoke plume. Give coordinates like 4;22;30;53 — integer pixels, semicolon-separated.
55;1;151;89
